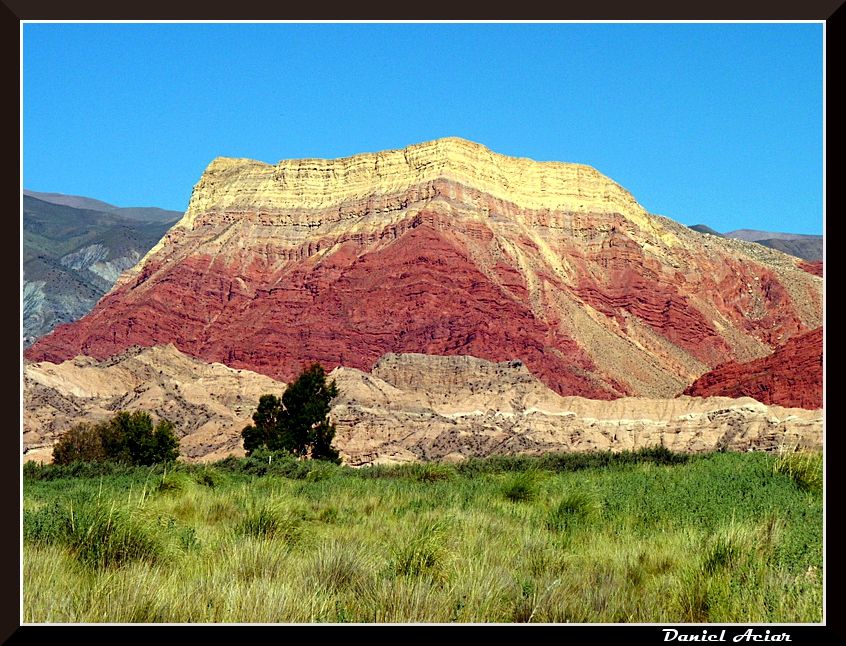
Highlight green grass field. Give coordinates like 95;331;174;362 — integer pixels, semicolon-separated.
22;449;823;623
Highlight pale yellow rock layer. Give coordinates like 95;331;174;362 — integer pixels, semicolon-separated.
180;137;650;226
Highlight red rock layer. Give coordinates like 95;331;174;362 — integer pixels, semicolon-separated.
27;217;625;398
683;328;822;409
800;260;823;277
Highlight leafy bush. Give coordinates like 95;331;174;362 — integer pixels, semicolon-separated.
50;423;107;464
23;459;146;481
52;411;179;466
216;448;338;479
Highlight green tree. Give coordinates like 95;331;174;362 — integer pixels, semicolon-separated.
52;411;179;466
151;419;180;464
241;363;340;462
242;394;284;454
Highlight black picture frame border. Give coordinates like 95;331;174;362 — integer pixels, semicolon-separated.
8;1;840;642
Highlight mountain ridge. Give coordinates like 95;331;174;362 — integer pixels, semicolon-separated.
26;138;822;407
24;189;183;223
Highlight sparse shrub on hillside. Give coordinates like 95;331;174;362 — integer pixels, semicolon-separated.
51;411;179;467
241;363;341;463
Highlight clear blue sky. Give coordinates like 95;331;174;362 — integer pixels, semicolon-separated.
23;23;823;235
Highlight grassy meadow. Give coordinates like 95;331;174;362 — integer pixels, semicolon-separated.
23;448;823;623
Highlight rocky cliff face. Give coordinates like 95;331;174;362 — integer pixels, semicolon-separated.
24;347;821;465
25;138;822;400
684;328;822;409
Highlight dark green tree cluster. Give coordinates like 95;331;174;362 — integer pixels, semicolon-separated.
241;363;340;463
52;411;179;466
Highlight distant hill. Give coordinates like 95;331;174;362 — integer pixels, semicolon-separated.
751;237;823;262
687;225;822;261
725;229;817;242
24;189;182;223
23;194;179;346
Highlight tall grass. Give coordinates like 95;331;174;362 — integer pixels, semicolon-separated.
390;516;452;582
773;447;823;494
546;489;602;532
24;499;167;569
23;450;822;623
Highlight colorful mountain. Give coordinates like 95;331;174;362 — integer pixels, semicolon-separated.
25;138;822;403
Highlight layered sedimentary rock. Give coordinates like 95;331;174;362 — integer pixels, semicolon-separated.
23;344;282;463
684;328;822;409
24;347;821;465
799;260;823;277
25;138;822;400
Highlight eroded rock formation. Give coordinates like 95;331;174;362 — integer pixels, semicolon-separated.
25;138;822;402
683;328;822;409
24;347;821;465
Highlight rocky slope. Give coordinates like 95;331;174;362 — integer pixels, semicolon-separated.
23;195;179;345
799;260;823;277
684;327;822;409
26;138;822;401
23;344;282;463
24;347;822;465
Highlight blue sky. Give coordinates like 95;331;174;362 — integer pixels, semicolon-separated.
23;23;823;234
